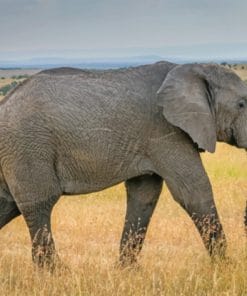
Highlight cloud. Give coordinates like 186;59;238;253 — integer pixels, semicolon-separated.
0;0;247;55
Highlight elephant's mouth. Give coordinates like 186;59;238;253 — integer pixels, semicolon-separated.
229;128;247;149
231;137;247;149
229;128;238;147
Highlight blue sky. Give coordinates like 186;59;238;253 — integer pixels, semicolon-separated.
0;0;247;60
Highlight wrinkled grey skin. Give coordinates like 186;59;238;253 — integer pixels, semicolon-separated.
0;61;247;268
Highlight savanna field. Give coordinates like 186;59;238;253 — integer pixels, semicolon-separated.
0;65;246;295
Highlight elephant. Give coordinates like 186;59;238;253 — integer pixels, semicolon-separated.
0;61;246;268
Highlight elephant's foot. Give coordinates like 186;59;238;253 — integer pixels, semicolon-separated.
209;239;227;261
192;213;227;259
118;252;141;270
32;226;57;271
119;234;144;268
119;250;138;268
244;201;247;236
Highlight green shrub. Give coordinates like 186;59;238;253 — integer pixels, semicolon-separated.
11;75;29;80
0;81;18;96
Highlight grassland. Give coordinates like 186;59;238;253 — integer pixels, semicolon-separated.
231;64;247;82
0;78;12;101
0;66;246;295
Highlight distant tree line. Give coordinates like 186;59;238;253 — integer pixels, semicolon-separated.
11;74;29;80
221;62;247;70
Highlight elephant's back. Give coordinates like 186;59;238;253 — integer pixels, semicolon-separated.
0;66;153;154
0;61;175;144
0;67;148;118
0;62;174;115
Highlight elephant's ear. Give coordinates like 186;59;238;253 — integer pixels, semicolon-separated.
157;64;217;153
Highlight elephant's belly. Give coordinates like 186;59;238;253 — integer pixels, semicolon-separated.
56;151;150;195
60;178;127;194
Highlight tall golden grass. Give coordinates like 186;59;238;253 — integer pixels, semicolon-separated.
0;143;246;296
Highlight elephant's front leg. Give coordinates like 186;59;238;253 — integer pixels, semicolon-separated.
120;174;163;266
153;143;227;259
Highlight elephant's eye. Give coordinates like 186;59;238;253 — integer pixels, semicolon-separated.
238;100;246;109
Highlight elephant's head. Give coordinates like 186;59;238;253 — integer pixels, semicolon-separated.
157;63;247;153
157;63;247;234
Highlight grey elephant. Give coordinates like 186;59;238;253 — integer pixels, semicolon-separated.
0;61;246;268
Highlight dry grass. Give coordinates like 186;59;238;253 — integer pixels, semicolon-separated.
230;63;247;81
0;143;246;296
0;78;14;88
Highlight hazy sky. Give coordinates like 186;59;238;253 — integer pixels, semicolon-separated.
0;0;247;58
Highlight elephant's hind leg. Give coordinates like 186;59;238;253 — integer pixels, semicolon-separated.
5;157;62;269
0;199;21;229
18;197;58;269
19;195;60;269
120;174;163;266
